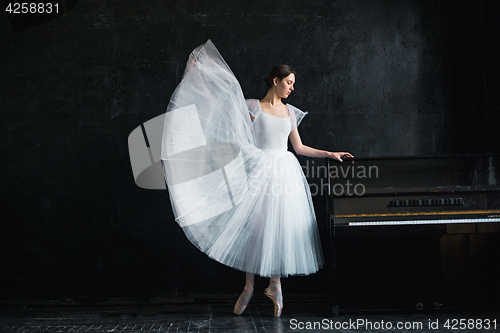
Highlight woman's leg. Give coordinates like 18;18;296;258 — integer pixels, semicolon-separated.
246;272;255;283
234;272;255;315
265;277;283;317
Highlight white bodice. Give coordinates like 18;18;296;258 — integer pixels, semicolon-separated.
253;106;292;151
246;99;307;152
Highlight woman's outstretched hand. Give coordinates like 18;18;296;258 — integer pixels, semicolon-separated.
328;152;354;162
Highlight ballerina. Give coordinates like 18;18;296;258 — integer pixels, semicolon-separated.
161;40;353;318
233;64;353;317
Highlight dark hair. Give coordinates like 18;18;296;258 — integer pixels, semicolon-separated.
264;65;296;89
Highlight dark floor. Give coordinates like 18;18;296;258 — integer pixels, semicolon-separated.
1;295;499;333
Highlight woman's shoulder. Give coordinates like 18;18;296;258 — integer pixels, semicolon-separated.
245;99;261;117
285;103;308;129
285;103;307;116
245;99;259;107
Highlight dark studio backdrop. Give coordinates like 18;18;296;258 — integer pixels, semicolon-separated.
1;0;499;303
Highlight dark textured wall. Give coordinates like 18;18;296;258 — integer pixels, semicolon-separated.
1;0;499;302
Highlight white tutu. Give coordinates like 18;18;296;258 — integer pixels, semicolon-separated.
161;40;323;277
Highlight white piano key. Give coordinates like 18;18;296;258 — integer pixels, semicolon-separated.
348;217;500;226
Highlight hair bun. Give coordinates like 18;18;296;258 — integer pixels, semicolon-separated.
264;64;296;90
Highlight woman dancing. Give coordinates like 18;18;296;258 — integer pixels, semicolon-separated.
161;40;352;318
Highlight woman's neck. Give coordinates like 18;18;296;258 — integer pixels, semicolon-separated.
260;89;283;107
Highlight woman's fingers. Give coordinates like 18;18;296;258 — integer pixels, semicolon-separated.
330;152;353;162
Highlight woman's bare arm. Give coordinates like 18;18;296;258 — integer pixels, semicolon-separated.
289;128;353;162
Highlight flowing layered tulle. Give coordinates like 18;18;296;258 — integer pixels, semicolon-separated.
161;40;323;277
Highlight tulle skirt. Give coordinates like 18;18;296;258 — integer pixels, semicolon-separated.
161;40;323;277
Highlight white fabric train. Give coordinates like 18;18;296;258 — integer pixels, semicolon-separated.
161;40;323;277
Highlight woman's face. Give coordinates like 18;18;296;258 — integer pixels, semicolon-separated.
275;73;295;99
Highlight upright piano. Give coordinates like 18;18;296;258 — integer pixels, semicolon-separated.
326;154;500;313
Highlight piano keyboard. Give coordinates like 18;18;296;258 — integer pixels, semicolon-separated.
349;217;500;226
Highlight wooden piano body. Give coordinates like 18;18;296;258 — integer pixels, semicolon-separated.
326;154;500;313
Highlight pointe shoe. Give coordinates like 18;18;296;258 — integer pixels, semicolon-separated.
234;284;254;315
264;286;283;317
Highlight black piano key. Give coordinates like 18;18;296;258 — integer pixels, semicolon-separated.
388;197;465;207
